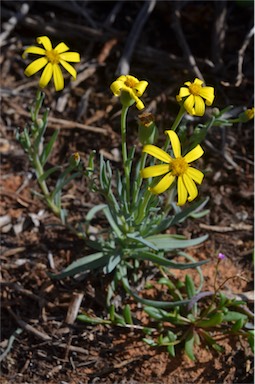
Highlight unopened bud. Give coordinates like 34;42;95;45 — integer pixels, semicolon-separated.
69;152;80;167
138;112;158;145
238;107;254;122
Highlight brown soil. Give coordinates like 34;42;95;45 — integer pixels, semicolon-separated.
1;1;254;383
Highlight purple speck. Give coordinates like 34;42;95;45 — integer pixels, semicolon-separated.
218;253;226;260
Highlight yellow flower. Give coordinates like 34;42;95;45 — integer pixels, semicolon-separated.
110;75;148;110
141;130;204;205
244;107;254;120
23;36;80;91
176;78;215;116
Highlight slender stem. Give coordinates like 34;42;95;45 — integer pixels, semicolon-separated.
33;152;60;216
135;189;152;225
132;151;148;205
121;105;130;202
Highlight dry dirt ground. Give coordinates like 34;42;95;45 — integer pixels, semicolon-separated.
0;1;254;383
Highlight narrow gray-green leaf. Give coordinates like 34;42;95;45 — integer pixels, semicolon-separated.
49;252;108;280
40;129;59;166
146;234;208;250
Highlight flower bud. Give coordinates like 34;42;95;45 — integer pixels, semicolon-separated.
238;107;254;122
138;112;158;145
69;152;80;167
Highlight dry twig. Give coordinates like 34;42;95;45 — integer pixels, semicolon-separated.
211;1;227;70
116;0;157;75
235;25;255;86
7;307;52;341
171;2;204;81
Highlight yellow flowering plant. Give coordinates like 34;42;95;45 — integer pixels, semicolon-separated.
23;36;80;91
17;37;254;360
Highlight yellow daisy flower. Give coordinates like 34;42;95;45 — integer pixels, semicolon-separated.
141;130;204;205
176;78;215;116
110;75;148;110
23;36;80;91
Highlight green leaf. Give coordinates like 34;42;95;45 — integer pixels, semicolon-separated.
143;338;157;347
126;234;158;251
146;234;208;250
123;304;133;325
40;129;59;166
170;198;209;226
167;344;175;357
231;318;244;332
247;331;254;352
52;171;80;199
190;209;210;219
144;306;190;325
185;331;195;361
103;254;121;274
103;206;123;238
49;252;108;280
185;275;196;299
223;311;248;323
121;275;190;309
144;306;165;321
34;109;49;149
85;204;107;222
200;330;223;352
37;165;60;183
134;250;209;270
196;312;224;328
77;313;106;325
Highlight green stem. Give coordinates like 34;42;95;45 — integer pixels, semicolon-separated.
132;151;148;206
163;104;186;151
33;152;60;216
135;189;152;225
121;105;130;203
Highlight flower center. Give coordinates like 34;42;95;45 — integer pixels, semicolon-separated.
124;76;138;89
189;83;201;96
45;49;60;64
171;157;188;176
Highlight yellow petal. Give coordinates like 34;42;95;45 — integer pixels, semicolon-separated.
127;88;141;106
135;98;145;110
59;52;80;62
37;36;52;51
134;80;148;96
22;46;45;58
165;130;181;158
142;144;173;163
199;86;214;105
110;80;124;96
149;173;175;194
194;78;204;86
184;81;191;86
59;59;77;79
184;145;204;163
126;75;139;84
39;62;53;88
24;57;48;77
54;42;69;53
178;87;190;99
177;176;188;206
186;167;204;184
53;64;64;91
193;95;205;116
116;75;127;83
141;164;170;178
183;173;198;201
184;94;195;115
